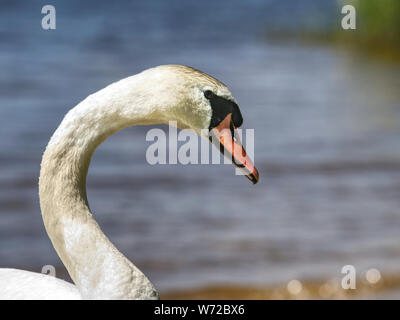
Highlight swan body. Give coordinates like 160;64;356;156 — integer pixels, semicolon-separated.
0;65;258;299
0;269;80;300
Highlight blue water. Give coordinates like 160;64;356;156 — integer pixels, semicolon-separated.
1;1;400;293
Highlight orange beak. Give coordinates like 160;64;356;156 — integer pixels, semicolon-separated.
209;113;259;184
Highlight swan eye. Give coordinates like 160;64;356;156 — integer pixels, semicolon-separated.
204;90;213;99
208;94;243;130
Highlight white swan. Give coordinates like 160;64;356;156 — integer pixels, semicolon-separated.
0;65;258;300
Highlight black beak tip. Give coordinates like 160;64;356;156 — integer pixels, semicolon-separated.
247;173;259;185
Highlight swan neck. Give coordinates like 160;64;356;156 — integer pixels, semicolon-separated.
39;78;160;299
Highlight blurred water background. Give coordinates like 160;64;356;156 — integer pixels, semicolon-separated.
1;0;400;299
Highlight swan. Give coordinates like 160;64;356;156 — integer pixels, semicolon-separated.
0;65;259;300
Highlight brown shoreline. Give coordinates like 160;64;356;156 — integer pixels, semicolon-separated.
161;275;400;300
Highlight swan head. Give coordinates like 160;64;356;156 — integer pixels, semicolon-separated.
133;65;259;184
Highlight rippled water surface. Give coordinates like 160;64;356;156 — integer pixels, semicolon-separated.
0;1;400;295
